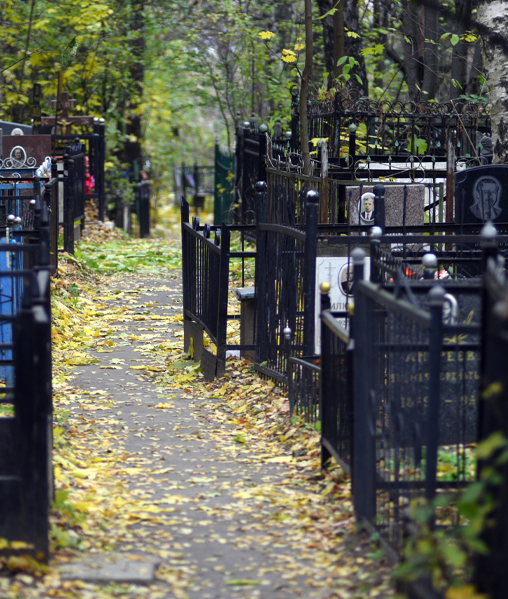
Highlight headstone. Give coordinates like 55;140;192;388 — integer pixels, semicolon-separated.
41;91;94;133
347;184;425;227
314;256;371;352
0;121;32;136
1;135;51;169
455;164;508;223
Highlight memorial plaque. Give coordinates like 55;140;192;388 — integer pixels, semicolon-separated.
455;164;508;223
314;256;370;352
2;135;51;168
347;184;425;227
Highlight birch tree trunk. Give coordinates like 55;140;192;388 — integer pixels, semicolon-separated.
300;0;313;176
477;0;508;163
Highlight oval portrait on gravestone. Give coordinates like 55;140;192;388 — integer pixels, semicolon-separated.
358;195;374;224
339;263;354;295
10;146;26;167
470;176;502;221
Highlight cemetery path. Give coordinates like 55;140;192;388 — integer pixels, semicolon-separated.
2;225;394;599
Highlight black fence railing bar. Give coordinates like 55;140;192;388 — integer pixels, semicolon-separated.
52;122;106;221
474;232;508;597
181;197;256;379
288;355;320;424
235;124;267;224
304;91;491;165
255;183;318;383
320;306;353;476
0;196;52;560
135;180;150;238
352;265;479;553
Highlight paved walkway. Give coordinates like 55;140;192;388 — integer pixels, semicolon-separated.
36;268;393;599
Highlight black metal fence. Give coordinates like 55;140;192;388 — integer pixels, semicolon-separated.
181;197;256;380
135;180;150;238
255;184;318;383
52;121;106;221
305;93;491;168
0;196;52;560
474;246;508;598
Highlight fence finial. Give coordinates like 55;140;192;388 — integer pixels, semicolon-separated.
422;253;437;279
255;181;267;193
352;247;366;265
370;226;383;238
306;190;319;204
481;220;497;241
429;284;446;306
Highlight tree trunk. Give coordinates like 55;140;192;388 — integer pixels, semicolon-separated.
343;0;367;97
450;0;472;100
316;0;335;83
123;0;145;177
477;0;508;162
402;0;421;102
300;0;313;176
421;0;440;99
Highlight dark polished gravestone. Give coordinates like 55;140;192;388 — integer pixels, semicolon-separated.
455;164;508;224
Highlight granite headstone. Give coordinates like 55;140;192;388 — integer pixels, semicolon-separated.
347;184;425;227
455;164;508;223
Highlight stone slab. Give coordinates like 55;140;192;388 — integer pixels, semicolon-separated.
455;164;508;223
347;184;425;227
58;553;159;583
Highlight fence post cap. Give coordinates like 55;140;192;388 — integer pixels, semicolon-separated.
481;220;497;241
306;189;319;203
283;326;292;339
320;281;331;295
422;253;438;268
255;181;267;192
373;184;385;195
370;226;383;238
259;123;268;133
429;285;446;306
348;123;357;133
352;247;366;265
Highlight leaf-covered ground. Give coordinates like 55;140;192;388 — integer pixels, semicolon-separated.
0;206;395;599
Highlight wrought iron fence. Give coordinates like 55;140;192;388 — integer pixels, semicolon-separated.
320;309;353;475
255;184;318;383
181;198;256;379
474;243;508;598
353;271;479;553
305;91;491;166
288;355;320;425
135;180;150;238
0;196;52;561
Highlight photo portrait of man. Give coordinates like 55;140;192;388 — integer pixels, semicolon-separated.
360;193;375;223
339;264;354;295
10;146;26;167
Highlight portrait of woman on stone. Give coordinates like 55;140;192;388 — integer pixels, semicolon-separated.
10;146;26;167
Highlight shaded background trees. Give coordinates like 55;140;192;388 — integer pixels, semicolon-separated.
0;0;491;195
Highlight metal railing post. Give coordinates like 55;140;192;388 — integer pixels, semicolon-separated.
255;181;268;364
425;285;445;507
303;190;319;356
